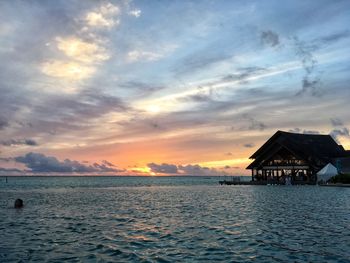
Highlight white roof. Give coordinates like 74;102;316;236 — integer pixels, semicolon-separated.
317;163;338;182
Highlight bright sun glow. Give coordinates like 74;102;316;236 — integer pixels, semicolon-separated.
130;167;155;175
146;105;161;114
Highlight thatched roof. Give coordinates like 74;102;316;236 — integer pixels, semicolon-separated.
247;131;349;170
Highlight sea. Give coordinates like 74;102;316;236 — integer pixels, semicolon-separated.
0;176;349;263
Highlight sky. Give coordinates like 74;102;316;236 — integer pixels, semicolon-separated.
0;0;350;176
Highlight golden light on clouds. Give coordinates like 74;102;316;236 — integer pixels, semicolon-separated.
56;37;109;63
41;60;95;81
86;12;118;28
130;166;155;175
39;3;117;89
85;2;120;28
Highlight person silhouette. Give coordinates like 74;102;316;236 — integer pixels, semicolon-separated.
14;199;23;208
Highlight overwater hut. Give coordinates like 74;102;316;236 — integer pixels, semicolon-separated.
246;131;350;184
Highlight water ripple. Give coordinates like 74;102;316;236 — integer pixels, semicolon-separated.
1;180;350;262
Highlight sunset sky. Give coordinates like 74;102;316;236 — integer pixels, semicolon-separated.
0;0;349;176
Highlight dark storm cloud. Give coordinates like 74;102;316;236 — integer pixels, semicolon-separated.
0;139;38;147
261;30;280;47
14;152;123;173
147;163;178;174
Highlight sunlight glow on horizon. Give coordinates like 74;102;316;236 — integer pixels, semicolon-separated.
0;0;349;176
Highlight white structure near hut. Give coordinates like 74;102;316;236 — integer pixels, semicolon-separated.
317;163;338;183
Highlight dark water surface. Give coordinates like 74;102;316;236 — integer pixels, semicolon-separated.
0;176;349;262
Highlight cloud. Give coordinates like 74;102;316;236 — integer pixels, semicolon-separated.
31;89;129;131
14;152;123;173
41;60;95;82
330;118;343;127
56;36;110;63
147;163;178;174
128;9;141;18
84;2;120;28
293;37;321;96
147;162;225;175
41;35;110;85
244;115;266;131
221;67;267;83
330;128;350;143
243;143;254;148
127;44;178;63
1;139;38;147
288;128;320;134
119;81;165;98
127;50;163;62
178;164;223;176
296;76;320;97
0;157;12;162
39;3;121;90
302;130;320;135
180;88;213;103
317;30;350;45
294;37;317;74
102;160;116;167
261;30;280;47
0;117;8;130
0;167;22;173
173;49;231;76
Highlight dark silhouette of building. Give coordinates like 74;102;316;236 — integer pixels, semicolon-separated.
247;131;350;184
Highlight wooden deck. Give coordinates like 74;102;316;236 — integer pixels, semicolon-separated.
219;180;316;186
219;180;266;185
319;183;350;187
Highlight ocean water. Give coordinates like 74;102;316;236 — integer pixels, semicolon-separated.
0;176;349;263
